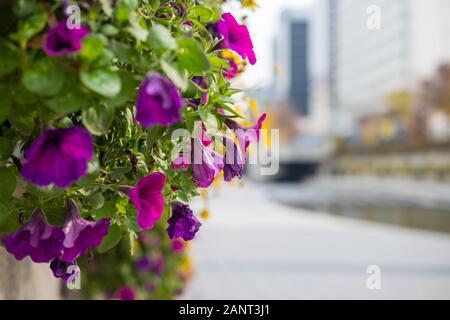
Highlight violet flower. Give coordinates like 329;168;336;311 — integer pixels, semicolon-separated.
223;58;239;80
122;172;166;229
60;199;110;262
50;258;77;282
135;256;152;273
44;19;90;57
2;209;64;263
225;113;267;152
223;136;245;182
171;153;190;171
217;13;256;65
21;127;94;188
191;137;224;188
136;73;184;128
167;202;201;241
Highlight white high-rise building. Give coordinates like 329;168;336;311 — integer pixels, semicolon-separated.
329;0;450;136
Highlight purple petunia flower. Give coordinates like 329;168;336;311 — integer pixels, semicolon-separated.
135;256;152;273
217;13;256;65
167;202;201;241
60;199;110;262
192;76;208;106
223;58;239;80
2;209;64;263
136;73;184;128
44;19;90;57
50;258;77;282
118;286;136;300
152;256;165;275
171;153;190;171
171;238;185;253
223;136;245;182
21;127;94;188
124;172;165;229
191;137;224;188
225;113;267;152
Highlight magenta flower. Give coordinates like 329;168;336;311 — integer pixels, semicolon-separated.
167;202;201;241
50;258;77;282
192;137;224;188
217;13;256;65
21;127;94;188
44;19;90;57
60;199;110;262
223;58;239;80
225;113;267;151
172;154;190;171
2;209;64;263
126;172;166;229
171;238;185;253
136;73;184;128
118;287;136;300
223;136;245;182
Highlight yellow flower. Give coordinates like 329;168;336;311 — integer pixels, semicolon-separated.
221;49;241;64
200;209;209;220
241;0;258;10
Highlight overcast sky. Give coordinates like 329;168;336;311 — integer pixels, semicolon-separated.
223;0;315;89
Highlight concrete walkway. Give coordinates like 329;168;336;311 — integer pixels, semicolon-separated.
184;183;450;299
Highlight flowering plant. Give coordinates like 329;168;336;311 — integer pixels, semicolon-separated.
0;0;264;296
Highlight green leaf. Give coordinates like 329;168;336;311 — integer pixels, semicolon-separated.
178;38;210;73
87;192;105;210
44;72;89;113
0;40;19;77
103;71;139;107
147;126;166;146
0;87;12;123
98;224;123;253
22;58;64;96
0;202;19;234
161;60;188;91
115;0;138;22
11;5;47;44
148;24;177;50
82;104;115;135
0;167;16;201
0;137;13;161
189;6;213;23
80;68;121;97
80;34;105;61
8;113;34;136
91;200;115;219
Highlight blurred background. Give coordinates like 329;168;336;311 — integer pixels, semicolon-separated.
184;0;450;299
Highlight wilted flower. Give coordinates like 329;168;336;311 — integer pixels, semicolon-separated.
2;209;64;263
191;137;224;188
124;172;166;229
21;127;94;188
136;73;184;128
167;202;201;241
60;199;110;262
223;136;245;182
217;13;256;65
44;19;90;57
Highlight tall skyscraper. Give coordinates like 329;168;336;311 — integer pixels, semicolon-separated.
328;0;450;136
275;10;310;117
